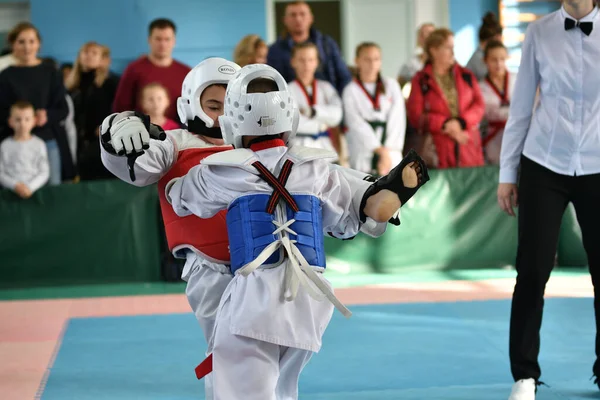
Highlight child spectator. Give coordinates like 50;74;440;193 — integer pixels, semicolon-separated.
288;42;343;159
140;83;179;131
466;12;503;80
0;101;49;198
343;42;406;176
479;40;515;165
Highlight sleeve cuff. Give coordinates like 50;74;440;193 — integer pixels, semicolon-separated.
499;168;518;184
360;217;388;238
165;178;179;204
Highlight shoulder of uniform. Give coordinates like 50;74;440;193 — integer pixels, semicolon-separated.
318;79;338;94
201;148;259;173
286;145;338;164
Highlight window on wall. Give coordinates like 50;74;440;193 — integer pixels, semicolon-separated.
0;1;30;52
500;0;561;72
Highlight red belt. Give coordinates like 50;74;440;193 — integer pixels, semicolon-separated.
195;354;212;379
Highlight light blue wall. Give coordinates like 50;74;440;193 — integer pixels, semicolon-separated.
448;0;499;66
500;1;561;71
30;0;267;73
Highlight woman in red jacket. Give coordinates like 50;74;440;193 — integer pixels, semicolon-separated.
407;28;485;169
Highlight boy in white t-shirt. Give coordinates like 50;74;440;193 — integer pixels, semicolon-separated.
0;101;49;198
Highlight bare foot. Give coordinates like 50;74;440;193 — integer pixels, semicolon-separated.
402;162;420;188
364;189;401;223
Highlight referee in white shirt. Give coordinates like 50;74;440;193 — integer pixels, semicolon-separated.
498;1;600;399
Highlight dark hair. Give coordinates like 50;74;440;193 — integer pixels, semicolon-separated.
206;83;227;90
148;18;176;36
247;78;279;94
285;1;310;13
10;100;34;113
291;42;318;58
355;41;380;58
7;22;41;46
281;1;312;37
479;12;502;42
199;83;227;104
483;39;507;59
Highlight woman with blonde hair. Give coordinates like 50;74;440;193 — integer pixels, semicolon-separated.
233;34;267;66
67;41;119;180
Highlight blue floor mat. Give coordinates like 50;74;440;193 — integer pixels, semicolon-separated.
41;297;599;399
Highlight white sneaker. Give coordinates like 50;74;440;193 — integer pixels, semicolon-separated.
508;378;536;400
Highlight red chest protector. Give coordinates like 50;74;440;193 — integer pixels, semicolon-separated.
157;142;232;264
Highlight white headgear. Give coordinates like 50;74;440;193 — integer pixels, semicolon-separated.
177;57;241;128
218;64;299;149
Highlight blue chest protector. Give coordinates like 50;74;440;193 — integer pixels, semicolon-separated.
296;130;330;140
227;194;326;275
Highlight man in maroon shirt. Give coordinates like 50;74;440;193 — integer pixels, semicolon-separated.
112;18;190;122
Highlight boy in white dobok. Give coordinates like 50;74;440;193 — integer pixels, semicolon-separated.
166;64;430;400
100;58;401;399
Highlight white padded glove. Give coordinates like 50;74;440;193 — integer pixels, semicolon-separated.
100;111;165;156
100;111;166;182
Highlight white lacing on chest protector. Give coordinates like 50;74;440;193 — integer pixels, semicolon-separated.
236;218;352;318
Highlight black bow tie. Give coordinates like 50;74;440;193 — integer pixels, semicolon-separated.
565;18;593;36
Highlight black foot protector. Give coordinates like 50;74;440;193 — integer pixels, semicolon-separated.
383;148;430;206
359;149;430;224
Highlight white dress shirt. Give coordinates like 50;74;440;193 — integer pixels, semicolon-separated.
499;5;600;183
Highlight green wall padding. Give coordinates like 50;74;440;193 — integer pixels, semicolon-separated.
0;166;588;288
0;180;161;288
325;166;519;273
325;166;587;275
